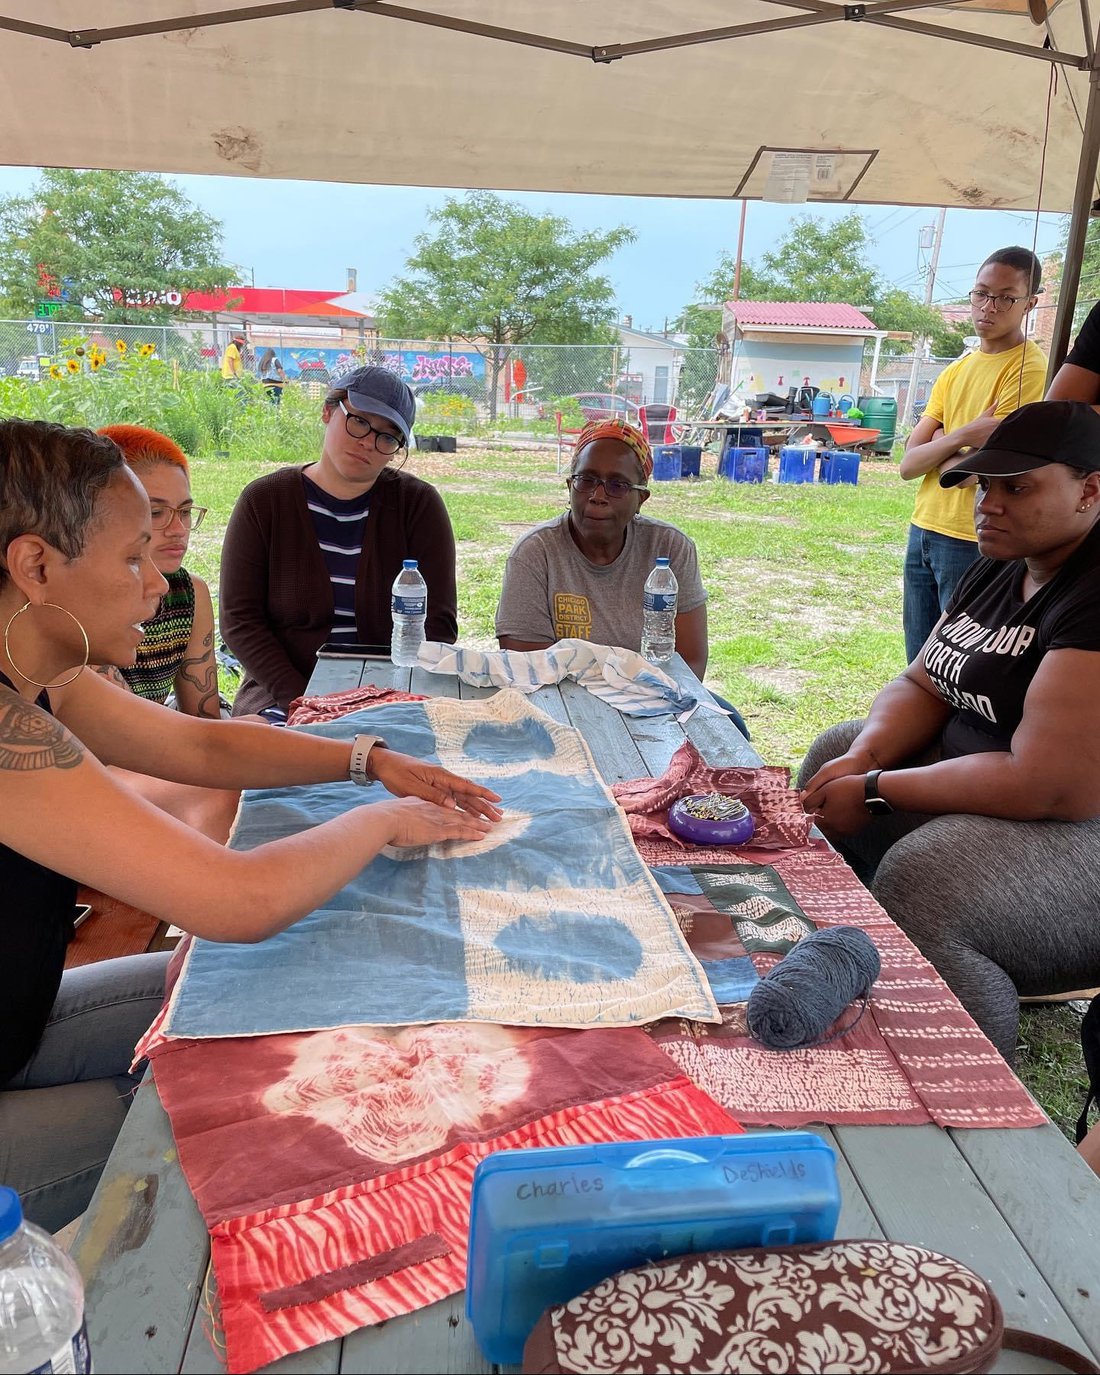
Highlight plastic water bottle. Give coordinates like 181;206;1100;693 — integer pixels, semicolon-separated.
641;556;678;666
0;1187;91;1374
390;559;427;667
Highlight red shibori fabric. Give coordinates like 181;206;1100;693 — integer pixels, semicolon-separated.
286;683;426;724
642;842;1045;1131
147;1022;738;1373
612;740;813;851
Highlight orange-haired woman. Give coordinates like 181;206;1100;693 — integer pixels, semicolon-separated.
98;425;220;719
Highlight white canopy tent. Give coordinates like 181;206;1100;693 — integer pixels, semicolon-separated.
2;1;1099;367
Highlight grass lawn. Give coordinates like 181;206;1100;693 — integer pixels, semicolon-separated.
184;437;1089;1137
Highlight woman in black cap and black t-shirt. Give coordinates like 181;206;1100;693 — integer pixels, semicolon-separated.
800;400;1100;1062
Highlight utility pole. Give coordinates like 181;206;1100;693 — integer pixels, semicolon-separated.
732;200;748;301
903;207;947;425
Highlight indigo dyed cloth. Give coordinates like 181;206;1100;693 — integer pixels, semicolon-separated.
163;691;719;1039
417;639;728;719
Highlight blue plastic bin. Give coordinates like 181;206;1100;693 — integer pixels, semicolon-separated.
718;445;768;483
466;1133;840;1365
778;446;818;484
678;444;702;478
651;445;682;481
818;449;860;485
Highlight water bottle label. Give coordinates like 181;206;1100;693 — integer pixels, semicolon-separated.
644;592;677;613
31;1317;91;1373
392;595;426;616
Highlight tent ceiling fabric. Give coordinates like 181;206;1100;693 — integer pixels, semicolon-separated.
0;0;1094;210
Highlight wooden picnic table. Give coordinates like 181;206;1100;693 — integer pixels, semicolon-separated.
73;655;1100;1374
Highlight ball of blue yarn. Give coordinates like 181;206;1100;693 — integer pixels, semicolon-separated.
746;926;881;1050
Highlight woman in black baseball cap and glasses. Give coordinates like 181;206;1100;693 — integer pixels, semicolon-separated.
800;400;1100;1062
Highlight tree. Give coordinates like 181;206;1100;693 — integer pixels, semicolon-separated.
377;192;635;416
680;212;945;359
0;169;237;323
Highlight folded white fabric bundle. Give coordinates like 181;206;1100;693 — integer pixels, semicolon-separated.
417;639;729;719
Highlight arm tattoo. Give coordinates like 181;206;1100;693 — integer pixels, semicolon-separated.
177;629;221;719
0;687;84;771
94;663;132;691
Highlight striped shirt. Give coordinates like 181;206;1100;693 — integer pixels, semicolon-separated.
121;567;195;703
302;473;372;640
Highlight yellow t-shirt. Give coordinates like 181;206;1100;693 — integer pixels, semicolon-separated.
220;342;242;380
911;340;1047;541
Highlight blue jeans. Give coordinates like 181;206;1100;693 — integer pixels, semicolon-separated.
0;953;170;1231
902;524;980;664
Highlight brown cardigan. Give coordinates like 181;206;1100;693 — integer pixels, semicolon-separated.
220;465;458;715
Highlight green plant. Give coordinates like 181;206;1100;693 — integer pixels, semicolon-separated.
415;391;478;434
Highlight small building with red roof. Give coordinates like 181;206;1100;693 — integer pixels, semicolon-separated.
720;299;889;402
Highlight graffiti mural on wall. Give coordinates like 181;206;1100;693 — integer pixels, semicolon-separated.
262;346;485;383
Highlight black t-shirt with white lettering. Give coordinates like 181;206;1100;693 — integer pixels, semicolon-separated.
923;519;1100;757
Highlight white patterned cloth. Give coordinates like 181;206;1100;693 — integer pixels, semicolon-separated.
417;639;729;719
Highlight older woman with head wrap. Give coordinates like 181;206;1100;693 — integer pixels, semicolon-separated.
495;418;710;677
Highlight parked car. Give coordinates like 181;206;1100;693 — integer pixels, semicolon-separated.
557;393;641;424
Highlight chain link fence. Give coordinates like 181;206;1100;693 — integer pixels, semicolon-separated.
0;318;721;429
869;355;956;424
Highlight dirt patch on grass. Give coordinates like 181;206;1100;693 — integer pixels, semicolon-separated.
744;666;813;695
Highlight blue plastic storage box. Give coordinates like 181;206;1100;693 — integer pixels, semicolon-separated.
651;445;682;481
718;446;768;483
678;444;703;478
465;1132;840;1365
778;446;818;484
818;449;861;485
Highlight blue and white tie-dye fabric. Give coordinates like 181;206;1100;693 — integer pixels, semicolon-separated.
417;640;726;719
163;691;720;1040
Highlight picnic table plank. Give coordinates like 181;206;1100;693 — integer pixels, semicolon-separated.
951;1123;1100;1361
833;1123;1098;1364
556;678;648;783
339;1295;489;1375
303;656;366;696
72;1076;208;1375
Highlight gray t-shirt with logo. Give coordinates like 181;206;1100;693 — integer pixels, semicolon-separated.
494;512;707;651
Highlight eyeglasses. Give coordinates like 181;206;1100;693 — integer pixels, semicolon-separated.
149;503;208;531
338;399;405;455
567;473;649;499
968;288;1032;312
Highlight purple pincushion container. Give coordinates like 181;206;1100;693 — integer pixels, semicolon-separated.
668;792;755;846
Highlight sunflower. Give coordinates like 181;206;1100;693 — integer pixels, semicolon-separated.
138;342;156;358
48;364;64;380
66;358;80;374
115;339;127;355
89;356;103;372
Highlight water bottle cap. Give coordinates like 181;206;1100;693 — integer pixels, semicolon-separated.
0;1186;22;1242
655;557;670;566
402;559;418;570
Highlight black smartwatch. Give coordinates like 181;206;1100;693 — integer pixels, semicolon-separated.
863;769;894;817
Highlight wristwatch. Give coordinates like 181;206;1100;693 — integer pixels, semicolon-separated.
349;734;387;786
863;769;894;817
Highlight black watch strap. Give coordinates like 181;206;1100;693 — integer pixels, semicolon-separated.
864;769;894;816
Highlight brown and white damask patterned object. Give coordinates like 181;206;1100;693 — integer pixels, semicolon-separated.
522;1241;1099;1375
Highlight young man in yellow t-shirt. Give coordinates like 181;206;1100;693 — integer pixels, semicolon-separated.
220;333;246;382
900;246;1046;662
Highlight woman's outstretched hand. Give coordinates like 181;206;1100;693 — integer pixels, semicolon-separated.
369;749;503;822
378;796;494;848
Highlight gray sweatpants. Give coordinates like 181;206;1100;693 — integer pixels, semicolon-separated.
0;953;170;1232
799;720;1100;1063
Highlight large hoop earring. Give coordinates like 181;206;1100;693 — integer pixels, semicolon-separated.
3;601;90;690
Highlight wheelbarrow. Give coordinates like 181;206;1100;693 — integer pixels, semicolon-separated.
788;421;882;451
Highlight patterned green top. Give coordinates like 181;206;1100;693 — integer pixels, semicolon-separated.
121;567;195;704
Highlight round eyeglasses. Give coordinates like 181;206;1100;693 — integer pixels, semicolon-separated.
338;399;405;455
148;504;208;531
567;473;648;500
968;288;1032;312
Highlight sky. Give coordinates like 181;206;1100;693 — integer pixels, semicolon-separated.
0;165;1069;329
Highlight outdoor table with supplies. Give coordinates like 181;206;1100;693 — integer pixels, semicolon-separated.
73;654;1100;1374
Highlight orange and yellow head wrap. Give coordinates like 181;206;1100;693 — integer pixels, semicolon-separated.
572;418;653;483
